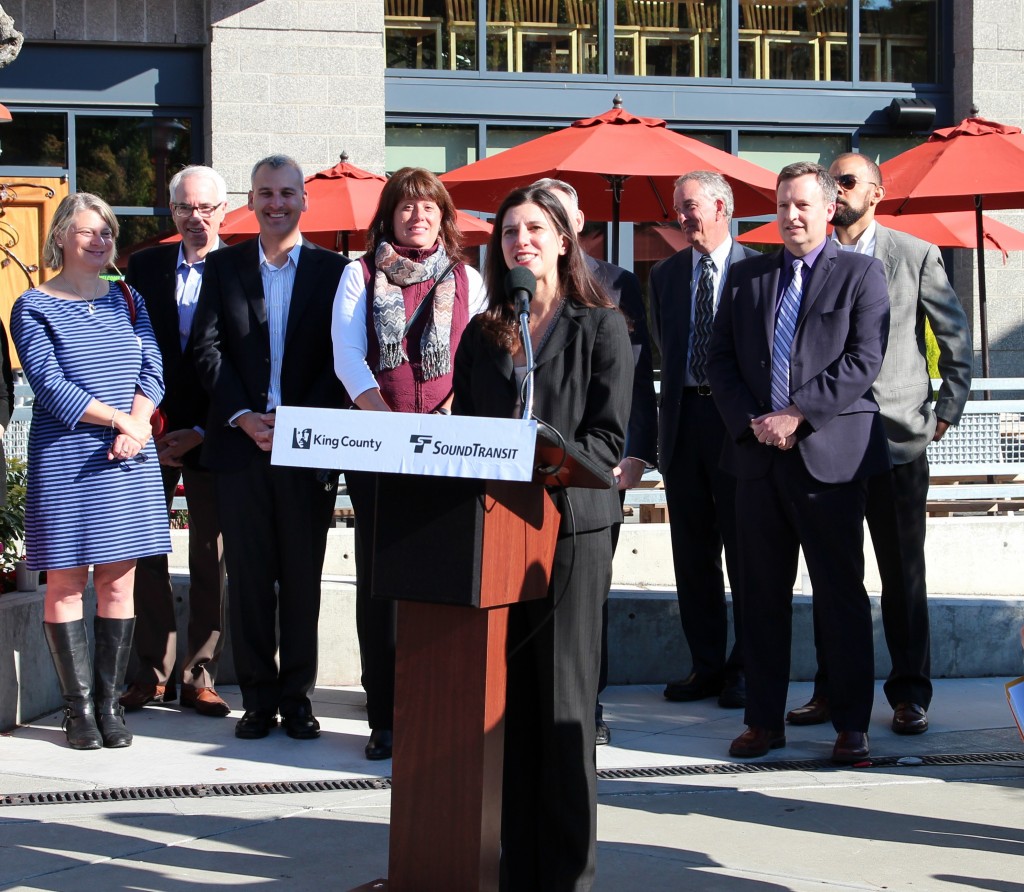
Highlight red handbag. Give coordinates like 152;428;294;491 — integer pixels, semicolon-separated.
117;279;168;438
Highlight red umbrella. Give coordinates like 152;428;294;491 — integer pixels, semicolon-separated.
165;155;493;252
877;117;1024;374
440;95;776;264
737;211;1024;262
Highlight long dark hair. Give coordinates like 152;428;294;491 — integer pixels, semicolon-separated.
479;186;613;351
366;166;463;261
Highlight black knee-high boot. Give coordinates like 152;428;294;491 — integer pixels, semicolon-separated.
93;616;136;748
43;619;103;750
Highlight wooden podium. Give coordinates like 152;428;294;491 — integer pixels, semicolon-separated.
351;474;560;892
347;422;613;892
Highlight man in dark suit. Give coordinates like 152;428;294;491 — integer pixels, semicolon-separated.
121;165;230;718
786;153;972;734
192;154;349;740
707;161;891;764
649;171;758;709
538;178;658;746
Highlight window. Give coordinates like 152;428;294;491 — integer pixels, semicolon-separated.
860;0;939;83
0;112;66;167
386;123;478;172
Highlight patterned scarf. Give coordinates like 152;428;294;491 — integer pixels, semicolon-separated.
372;241;456;380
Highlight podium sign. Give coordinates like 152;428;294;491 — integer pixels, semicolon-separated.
270;406;537;481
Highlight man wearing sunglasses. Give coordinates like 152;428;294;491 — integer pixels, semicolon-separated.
785;152;972;736
121;165;231;718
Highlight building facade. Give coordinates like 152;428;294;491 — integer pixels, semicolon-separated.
0;0;1020;372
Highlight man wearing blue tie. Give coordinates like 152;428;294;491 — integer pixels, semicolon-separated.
707;161;891;764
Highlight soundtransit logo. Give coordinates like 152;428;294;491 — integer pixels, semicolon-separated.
293;428;312;449
409;433;519;460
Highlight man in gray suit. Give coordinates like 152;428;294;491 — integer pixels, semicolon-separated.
649;171;758;709
786;152;972;735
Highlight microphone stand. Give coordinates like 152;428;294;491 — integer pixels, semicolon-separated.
517;296;535;420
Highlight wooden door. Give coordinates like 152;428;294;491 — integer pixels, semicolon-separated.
0;176;69;367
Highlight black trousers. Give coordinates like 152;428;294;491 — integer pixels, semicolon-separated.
500;526;611;892
810;452;932;709
663;392;743;682
737;451;874;733
132;463;225;688
346;469;396;731
216;457;336;713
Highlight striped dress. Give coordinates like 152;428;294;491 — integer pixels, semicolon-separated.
10;283;171;571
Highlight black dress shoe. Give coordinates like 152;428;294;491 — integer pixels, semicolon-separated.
235;709;278;739
786;696;831;726
832;730;870;764
664;673;721;703
729;726;785;758
281;706;321;740
718;673;747;709
365;728;393;760
892;702;928;735
596;719;611;746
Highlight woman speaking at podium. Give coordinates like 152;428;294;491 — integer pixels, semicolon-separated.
331;167;486;761
452;185;632;891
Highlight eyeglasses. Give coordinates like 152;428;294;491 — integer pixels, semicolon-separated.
73;228;114;241
171;203;223;218
833;174;879;191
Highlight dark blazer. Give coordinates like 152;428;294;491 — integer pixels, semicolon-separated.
125;242;217;467
452;301;633;533
587;256;657;466
649;240;758;471
707;239;891;485
192;238;350;472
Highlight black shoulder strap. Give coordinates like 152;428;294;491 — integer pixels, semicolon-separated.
401;259;458;339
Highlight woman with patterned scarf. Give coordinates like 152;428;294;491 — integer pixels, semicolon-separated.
331;166;486;761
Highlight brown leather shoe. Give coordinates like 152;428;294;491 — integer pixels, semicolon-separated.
729;726;785;758
786;696;830;726
181;686;231;718
891;702;928;735
832;731;870;764
119;683;174;711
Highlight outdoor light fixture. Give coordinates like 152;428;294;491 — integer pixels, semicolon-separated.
887;97;936;131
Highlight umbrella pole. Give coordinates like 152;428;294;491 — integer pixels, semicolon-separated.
607;175;625;266
974;195;990;380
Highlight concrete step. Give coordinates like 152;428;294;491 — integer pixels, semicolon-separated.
5;516;1021;731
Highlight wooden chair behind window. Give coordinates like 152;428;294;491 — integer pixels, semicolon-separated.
508;0;579;72
386;0;444;69
740;1;816;80
565;0;601;73
810;0;848;80
628;1;699;77
685;1;720;78
446;0;514;70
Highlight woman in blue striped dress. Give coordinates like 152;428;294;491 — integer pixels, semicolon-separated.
10;192;170;750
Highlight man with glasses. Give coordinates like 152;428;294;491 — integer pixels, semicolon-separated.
649;171;757;711
121;165;231;718
785;153;971;736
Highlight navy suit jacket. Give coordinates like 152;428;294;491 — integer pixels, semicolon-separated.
126;241;222;468
649;240;757;471
707;239;892;484
586;256;657;466
192;238;350;471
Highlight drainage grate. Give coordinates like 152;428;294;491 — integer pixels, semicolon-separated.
3;752;1023;807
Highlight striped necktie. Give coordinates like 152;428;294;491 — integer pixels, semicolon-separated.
771;259;804;412
689;252;715;385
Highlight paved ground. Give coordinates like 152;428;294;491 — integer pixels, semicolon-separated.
2;678;1023;891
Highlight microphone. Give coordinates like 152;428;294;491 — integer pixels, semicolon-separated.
505;266;537;420
505;265;536;317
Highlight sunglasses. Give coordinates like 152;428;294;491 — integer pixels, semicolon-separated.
834;174;879;190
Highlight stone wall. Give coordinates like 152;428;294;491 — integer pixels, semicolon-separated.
951;0;1024;377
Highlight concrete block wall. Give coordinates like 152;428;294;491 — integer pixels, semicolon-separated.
8;0;208;44
208;1;386;205
951;0;1024;378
